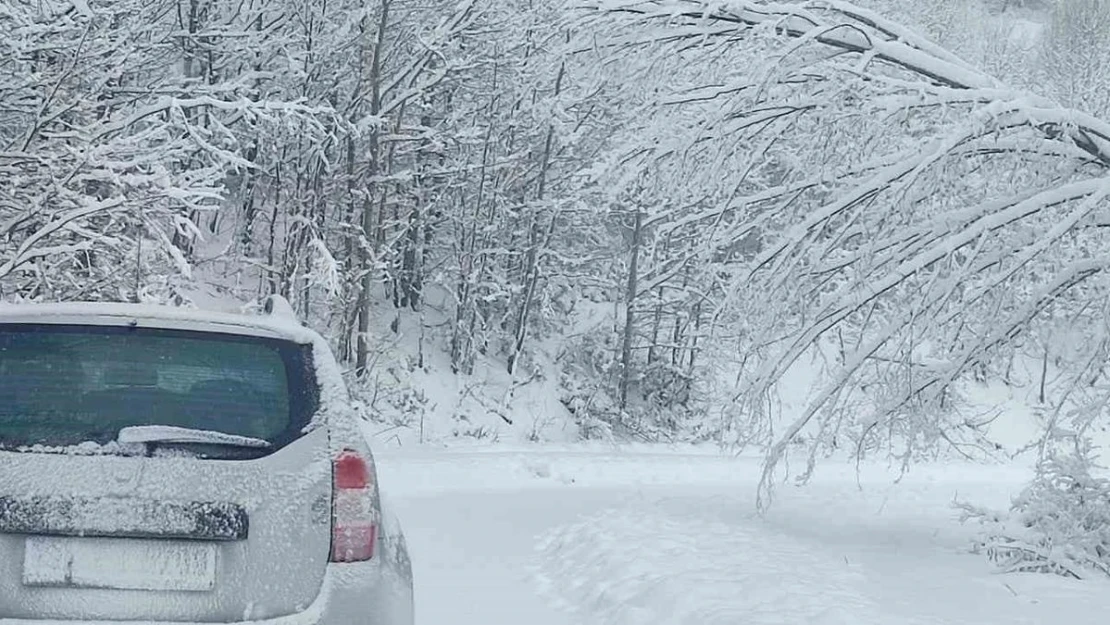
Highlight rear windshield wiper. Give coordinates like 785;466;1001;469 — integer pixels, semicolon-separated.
117;425;272;449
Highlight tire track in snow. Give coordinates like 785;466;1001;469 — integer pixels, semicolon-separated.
534;506;899;625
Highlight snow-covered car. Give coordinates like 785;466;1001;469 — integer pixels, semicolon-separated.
0;298;414;625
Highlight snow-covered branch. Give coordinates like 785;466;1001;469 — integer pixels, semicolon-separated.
585;0;1110;166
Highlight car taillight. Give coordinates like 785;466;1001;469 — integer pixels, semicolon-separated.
330;449;377;562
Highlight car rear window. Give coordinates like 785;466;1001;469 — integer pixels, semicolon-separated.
0;323;319;455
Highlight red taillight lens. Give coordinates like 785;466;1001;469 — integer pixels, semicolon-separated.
334;450;370;489
330;449;378;563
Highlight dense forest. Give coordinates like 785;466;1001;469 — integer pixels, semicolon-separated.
6;1;1110;563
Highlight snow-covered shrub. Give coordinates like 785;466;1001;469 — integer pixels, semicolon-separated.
557;324;622;439
558;324;711;442
958;438;1110;579
351;364;429;432
640;361;693;410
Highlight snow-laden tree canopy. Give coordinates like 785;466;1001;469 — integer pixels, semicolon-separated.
0;0;332;302
577;0;1110;504
7;0;1110;510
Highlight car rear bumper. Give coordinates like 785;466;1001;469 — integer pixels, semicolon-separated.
0;562;412;625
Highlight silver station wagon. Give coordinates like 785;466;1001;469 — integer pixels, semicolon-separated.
0;298;413;625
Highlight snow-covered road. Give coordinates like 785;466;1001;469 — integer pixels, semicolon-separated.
376;449;1110;625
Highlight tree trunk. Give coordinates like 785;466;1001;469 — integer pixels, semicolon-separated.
356;0;391;377
506;53;565;375
450;57;499;375
265;154;285;296
619;209;643;409
688;300;702;372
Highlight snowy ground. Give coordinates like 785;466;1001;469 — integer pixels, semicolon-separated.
376;448;1110;625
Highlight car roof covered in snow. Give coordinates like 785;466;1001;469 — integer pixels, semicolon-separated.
0;301;314;343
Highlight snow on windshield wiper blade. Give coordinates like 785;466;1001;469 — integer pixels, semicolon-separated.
117;425;272;449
